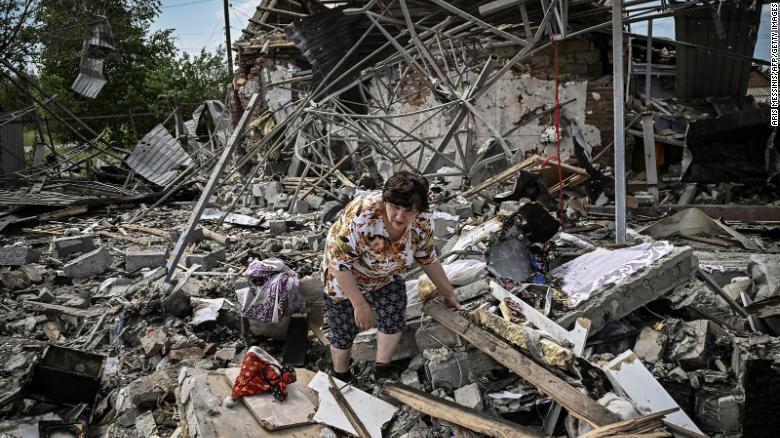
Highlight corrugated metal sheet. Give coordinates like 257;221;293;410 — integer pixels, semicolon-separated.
0;119;26;176
71;57;107;98
747;87;769;103
0;190;84;207
125;124;193;186
675;5;761;98
190;101;232;145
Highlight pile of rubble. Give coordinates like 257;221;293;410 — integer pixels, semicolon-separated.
2;1;779;437
1;160;779;437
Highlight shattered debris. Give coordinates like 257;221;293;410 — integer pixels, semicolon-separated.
1;0;778;437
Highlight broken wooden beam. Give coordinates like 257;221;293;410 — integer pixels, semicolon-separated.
423;300;620;427
459;154;540;199
578;408;678;438
383;382;545;438
327;374;370;438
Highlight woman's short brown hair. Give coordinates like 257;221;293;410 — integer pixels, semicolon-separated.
382;171;430;212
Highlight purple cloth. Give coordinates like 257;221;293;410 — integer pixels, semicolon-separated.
241;258;303;322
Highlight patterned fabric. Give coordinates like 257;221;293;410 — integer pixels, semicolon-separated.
325;277;408;349
230;346;297;402
242;258;303;322
322;191;437;300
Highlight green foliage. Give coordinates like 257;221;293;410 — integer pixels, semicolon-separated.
1;0;229;146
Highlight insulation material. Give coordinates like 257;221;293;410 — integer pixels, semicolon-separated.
551;241;675;307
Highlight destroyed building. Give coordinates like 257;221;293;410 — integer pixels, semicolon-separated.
1;0;779;437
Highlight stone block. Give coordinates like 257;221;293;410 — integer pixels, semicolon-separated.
52;235;96;258
269;221;287;234
62;246;113;278
186;247;226;271
0;245;40;266
126;247;168;272
415;321;462;351
454;383;484;411
634;326;665;364
556;246;698;334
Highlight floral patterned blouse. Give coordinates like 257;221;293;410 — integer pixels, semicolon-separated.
322;191;438;300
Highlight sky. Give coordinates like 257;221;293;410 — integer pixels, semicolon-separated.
150;0;256;55
151;1;771;61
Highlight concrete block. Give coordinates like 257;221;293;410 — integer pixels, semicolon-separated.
433;218;456;238
556;246;698;334
634;326;665;364
0;245;40;266
52;235;96;258
351;323;419;363
717;395;741;434
269;221;287;234
126;247;168;272
63;246;113;278
401;369;422;390
214;347;236;362
261;181;284;204
273;193;291;210
425;348;503;391
454;383;484;411
415;321;462;351
251;183;265;197
135;410;157;437
186;247;226;270
498;201;520;213
665;319;727;370
290;199;309;214
140;328;167;357
471;197;486;214
306;194;324;210
453;204;472;219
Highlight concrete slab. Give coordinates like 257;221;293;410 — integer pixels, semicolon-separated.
556;246;697;334
602;350;704;435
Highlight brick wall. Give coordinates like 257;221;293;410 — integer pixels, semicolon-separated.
586;83;614;159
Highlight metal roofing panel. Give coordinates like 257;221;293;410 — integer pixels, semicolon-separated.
71;57;107;98
0;120;26;176
125;124;193;186
674;5;761;99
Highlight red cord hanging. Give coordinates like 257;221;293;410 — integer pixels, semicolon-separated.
551;36;565;229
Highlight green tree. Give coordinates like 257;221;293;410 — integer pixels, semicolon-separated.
1;0;229;148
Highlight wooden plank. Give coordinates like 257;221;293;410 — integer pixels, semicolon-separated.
578;408;677;438
225;367;317;431
327;374;370;438
423;301;620;427
23;301;104;318
460;154;540;199
384;383;545;438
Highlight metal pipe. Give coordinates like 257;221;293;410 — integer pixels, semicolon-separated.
613;0;626;243
645;19;652;107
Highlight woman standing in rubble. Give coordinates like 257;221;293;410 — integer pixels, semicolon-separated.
322;171;462;382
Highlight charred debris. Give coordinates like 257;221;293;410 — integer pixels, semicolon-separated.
1;1;779;437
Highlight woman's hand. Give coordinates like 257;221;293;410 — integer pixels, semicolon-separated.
439;290;462;310
353;299;375;331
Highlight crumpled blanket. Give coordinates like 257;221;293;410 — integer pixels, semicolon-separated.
241;258;303;322
229;346;297;404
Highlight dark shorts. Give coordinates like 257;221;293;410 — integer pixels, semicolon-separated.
324;276;408;350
